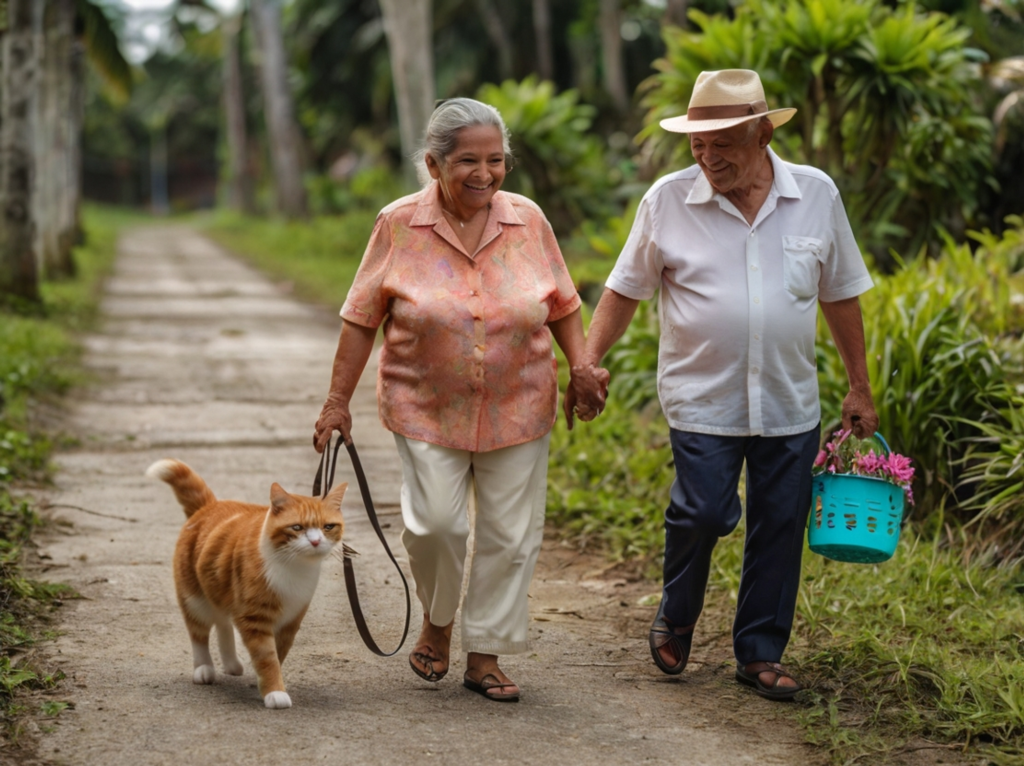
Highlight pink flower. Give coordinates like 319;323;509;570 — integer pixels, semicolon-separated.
814;450;827;467
885;453;915;484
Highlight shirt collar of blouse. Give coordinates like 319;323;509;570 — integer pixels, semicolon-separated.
409;180;526;229
685;146;802;206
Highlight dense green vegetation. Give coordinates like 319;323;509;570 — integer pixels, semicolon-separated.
0;208;123;747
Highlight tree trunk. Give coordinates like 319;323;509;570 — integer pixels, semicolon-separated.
0;0;42;304
250;0;306;218
35;0;76;279
378;0;434;187
473;0;512;81
222;12;254;213
664;0;689;28
532;0;553;82
599;0;629;112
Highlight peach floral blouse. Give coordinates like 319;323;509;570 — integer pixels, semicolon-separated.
341;182;581;452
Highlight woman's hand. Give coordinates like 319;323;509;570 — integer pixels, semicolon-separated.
564;364;610;428
313;395;352;453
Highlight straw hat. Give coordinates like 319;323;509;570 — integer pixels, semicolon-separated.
659;69;796;134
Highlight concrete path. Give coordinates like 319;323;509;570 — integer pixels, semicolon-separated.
33;225;820;765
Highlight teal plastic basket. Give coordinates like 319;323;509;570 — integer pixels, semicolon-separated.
808;433;905;564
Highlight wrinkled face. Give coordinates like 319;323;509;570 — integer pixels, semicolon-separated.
428;124;507;213
689;120;770;195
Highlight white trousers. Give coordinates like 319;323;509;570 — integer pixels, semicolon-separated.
393;433;550;655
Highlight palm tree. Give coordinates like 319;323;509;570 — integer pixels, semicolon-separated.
378;0;434;185
250;0;307;218
0;0;42;304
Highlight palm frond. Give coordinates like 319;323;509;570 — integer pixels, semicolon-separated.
78;0;133;101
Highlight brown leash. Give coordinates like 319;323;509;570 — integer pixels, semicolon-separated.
313;434;410;657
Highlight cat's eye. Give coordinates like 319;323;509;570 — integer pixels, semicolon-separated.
324;524;336;530
290;524;303;531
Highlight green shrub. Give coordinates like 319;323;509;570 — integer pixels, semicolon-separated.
639;0;994;262
477;76;624;236
817;220;1024;524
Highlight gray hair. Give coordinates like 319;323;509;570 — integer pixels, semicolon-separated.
414;98;514;186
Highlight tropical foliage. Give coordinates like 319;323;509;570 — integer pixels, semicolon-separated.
639;0;996;262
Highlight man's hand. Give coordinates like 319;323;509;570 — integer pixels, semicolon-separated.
841;388;879;440
313;396;352;452
564;364;610;429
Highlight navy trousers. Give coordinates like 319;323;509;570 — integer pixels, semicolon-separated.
660;425;820;666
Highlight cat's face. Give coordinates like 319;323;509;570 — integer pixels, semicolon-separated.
265;482;346;560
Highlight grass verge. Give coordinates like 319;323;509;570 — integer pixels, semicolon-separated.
0;205;126;752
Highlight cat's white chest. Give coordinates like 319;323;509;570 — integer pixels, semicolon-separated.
261;557;322;627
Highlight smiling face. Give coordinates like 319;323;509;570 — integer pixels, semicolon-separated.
689;119;772;195
427;124;507;217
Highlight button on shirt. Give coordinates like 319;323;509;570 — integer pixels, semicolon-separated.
606;147;873;437
341;183;581;452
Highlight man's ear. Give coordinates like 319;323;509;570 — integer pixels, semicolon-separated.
759;119;775;149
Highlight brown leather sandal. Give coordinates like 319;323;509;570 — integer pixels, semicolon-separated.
463;671;520;702
735;661;804;701
648;601;694;675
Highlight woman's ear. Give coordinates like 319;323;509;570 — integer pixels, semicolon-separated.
425;152;442;181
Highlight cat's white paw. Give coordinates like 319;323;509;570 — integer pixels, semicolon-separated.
222;659;244;676
192;665;216;684
263;691;292;709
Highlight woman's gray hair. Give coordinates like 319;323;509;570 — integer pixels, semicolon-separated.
414;98;514;186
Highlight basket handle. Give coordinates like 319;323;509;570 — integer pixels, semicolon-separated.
870;432;891;455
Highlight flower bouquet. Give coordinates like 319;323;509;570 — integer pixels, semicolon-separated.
808;430;914;564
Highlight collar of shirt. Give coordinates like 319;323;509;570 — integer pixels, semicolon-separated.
407;181;526;259
684;146;803;227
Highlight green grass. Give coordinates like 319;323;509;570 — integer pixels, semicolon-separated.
202;209;379;310
0;204;123;746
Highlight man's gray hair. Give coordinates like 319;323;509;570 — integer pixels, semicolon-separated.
415;98;514;186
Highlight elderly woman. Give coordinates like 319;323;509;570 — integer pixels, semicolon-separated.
313;98;589;703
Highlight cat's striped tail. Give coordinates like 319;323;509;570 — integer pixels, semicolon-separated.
146;459;217;518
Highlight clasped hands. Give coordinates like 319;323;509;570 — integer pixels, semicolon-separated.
564;363;611;430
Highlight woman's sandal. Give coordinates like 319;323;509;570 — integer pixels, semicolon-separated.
648;601;694;675
463;671;520;703
409;647;448;683
735;661;804;701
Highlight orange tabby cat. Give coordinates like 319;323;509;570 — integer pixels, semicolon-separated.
146;458;346;709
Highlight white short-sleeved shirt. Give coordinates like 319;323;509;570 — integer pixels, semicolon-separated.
606;147;873;437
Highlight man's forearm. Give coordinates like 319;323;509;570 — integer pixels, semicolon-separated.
820;296;871;392
581;287;641;366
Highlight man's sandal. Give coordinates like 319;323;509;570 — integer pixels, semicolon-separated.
735;661;804;701
463;671;520;703
648;601;694;675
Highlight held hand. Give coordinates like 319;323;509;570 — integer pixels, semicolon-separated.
313;396;352;453
567;364;611;427
841;388;879;440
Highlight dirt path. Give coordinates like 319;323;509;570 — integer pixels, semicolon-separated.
30;225;822;765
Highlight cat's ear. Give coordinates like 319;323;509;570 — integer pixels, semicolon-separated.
269;483;292;513
323;481;348;513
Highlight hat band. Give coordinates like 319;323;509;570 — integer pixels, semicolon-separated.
686;100;768;121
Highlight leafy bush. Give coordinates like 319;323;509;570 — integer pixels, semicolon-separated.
639;0;994;262
477;76;625;236
547;402;673;562
817;219;1024;527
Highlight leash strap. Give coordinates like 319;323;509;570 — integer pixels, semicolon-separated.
314;434;411;657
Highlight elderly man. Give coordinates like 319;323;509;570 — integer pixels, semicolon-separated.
571;69;878;700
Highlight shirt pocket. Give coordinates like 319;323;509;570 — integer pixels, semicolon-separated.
782;235;824;298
